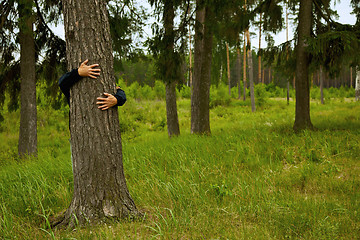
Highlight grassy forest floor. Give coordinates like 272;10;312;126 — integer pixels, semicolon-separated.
0;98;359;239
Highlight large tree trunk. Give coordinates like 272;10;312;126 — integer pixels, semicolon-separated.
293;0;313;131
18;0;37;157
246;31;256;112
191;1;213;134
60;0;139;227
356;68;360;101
164;0;180;137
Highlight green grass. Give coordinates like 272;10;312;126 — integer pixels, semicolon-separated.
0;98;359;239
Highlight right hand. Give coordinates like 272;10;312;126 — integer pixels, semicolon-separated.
78;59;101;79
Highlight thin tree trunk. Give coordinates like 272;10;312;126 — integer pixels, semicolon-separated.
166;81;180;136
59;0;140;227
237;46;242;99
293;0;313;131
287;82;290;105
286;2;290;105
320;66;324;104
18;0;37;157
191;1;213;134
246;31;256;112
258;13;262;84
243;0;247;101
243;31;247;101
268;67;271;84
356;68;360;101
293;74;296;89
164;0;180;137
350;67;353;88
189;22;192;88
226;43;231;96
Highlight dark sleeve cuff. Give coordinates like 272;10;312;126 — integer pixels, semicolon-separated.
114;88;127;106
58;69;83;104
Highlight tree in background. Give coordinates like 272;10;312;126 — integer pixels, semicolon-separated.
246;30;256;112
18;0;37;157
58;0;140;227
356;68;360;101
148;0;189;137
293;0;313;131
191;0;213;134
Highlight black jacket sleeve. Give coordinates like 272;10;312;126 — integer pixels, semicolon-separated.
58;69;82;105
113;88;127;106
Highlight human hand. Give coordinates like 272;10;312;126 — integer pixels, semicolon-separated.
78;59;101;78
96;93;118;110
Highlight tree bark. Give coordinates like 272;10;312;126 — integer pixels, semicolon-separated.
246;31;256;112
166;81;180;137
258;13;262;84
237;46;242;99
188;24;193;88
163;0;180;137
286;3;290;105
320;66;324;104
18;0;37;157
191;1;213;134
356;68;360;101
226;43;231;96
293;0;313;131
243;31;247;101
60;0;139;227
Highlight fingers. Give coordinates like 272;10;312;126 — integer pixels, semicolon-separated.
89;64;100;68
89;72;100;79
80;59;89;66
96;93;116;110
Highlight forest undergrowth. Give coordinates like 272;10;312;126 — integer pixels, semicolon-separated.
0;98;359;239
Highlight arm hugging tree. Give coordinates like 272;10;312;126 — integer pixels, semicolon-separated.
58;0;140;227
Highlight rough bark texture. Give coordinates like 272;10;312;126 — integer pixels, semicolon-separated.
356;68;360;101
18;0;37;157
165;81;180;137
163;0;180;137
191;1;213;134
293;0;314;131
60;0;139;227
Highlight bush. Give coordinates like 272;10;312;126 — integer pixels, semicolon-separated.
210;83;231;108
127;82;141;100
254;84;268;107
178;85;191;99
154;81;165;100
140;84;155;100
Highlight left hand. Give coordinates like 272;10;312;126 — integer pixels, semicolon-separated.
96;93;118;110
